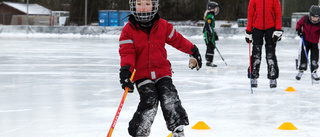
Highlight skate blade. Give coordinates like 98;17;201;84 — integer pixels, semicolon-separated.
312;79;320;84
205;67;218;72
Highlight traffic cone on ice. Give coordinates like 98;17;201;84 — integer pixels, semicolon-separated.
191;121;211;130
278;122;297;130
285;87;296;92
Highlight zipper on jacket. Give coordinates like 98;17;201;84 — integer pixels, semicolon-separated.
263;0;265;30
308;25;312;41
148;34;151;76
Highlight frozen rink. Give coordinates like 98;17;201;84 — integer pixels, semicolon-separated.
0;33;320;137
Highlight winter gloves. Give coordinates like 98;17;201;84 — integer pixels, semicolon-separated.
119;65;134;92
296;29;304;37
189;45;202;70
272;30;284;42
245;30;252;43
247;29;283;43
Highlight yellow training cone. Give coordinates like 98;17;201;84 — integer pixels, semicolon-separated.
191;121;211;130
278;122;298;130
167;133;172;137
285;87;296;92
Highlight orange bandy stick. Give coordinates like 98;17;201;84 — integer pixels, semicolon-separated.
107;70;136;137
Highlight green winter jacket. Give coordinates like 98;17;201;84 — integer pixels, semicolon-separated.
203;12;215;44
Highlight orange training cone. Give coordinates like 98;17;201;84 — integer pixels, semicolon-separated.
191;121;211;130
285;87;296;92
278;122;298;130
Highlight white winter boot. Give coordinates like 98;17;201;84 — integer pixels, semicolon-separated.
312;71;320;81
171;125;185;137
206;61;217;67
251;78;257;88
296;71;304;80
270;79;277;88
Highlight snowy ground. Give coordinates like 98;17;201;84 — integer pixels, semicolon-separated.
0;33;320;137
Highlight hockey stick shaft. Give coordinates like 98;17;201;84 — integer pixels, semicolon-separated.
301;37;313;85
249;41;253;94
213;43;228;66
107;70;136;137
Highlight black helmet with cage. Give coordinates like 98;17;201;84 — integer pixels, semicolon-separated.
129;0;159;22
207;1;219;15
309;5;320;24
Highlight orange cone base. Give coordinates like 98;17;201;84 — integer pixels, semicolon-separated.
191;121;211;130
285;87;296;92
278;122;298;130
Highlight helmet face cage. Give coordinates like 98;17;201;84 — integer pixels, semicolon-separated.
129;0;159;22
207;2;219;15
309;5;320;24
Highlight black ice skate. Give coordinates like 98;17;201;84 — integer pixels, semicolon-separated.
251;79;257;88
270;79;277;88
296;71;304;80
206;61;217;67
312;71;320;81
171;125;185;137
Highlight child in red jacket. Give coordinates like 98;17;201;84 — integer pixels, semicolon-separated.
295;5;320;81
119;0;202;137
245;0;283;88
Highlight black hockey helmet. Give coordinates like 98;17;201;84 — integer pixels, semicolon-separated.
207;1;219;15
309;5;320;24
129;0;159;22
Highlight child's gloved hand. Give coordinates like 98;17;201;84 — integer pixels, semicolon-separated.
119;66;134;92
189;45;202;71
272;30;284;42
245;30;252;43
296;30;304;37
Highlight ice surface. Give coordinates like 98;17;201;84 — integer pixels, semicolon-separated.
0;33;320;137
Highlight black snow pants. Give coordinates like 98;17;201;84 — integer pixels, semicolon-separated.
128;76;189;137
205;40;216;62
248;28;279;79
297;38;319;72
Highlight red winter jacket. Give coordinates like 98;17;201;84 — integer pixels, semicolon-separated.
246;0;282;32
119;14;195;82
296;15;320;44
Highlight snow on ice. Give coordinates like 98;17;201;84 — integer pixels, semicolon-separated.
0;26;320;137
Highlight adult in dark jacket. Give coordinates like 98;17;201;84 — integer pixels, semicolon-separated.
295;5;320;81
245;0;283;88
119;0;202;136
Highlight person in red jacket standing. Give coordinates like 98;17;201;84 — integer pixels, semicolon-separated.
245;0;283;88
295;5;320;81
119;0;202;137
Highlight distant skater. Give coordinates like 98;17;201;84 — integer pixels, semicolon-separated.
203;1;219;67
245;0;283;88
295;5;320;81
